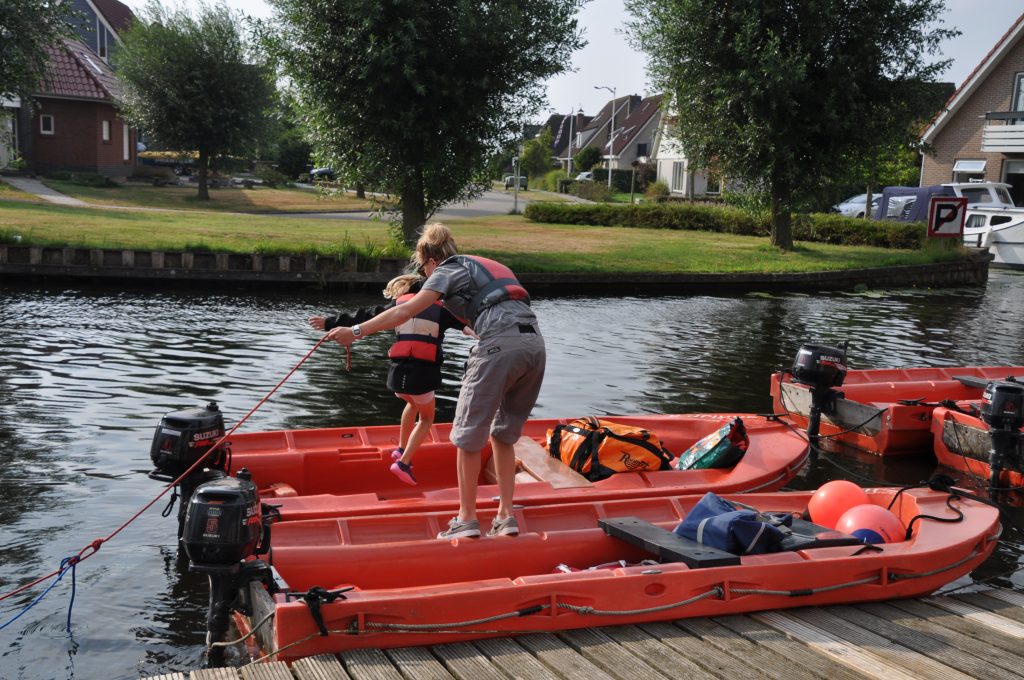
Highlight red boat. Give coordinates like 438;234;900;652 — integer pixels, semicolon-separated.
931;404;1024;498
770;365;1024;455
234;486;999;660
218;413;808;522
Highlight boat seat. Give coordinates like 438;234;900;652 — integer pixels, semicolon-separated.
264;482;298;498
512;436;593;488
600;516;866;569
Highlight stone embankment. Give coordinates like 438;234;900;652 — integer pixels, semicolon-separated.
0;244;993;294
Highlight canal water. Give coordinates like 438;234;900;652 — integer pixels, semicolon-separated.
2;272;1024;679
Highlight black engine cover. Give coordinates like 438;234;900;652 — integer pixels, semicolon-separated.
151;402;226;477
182;469;262;571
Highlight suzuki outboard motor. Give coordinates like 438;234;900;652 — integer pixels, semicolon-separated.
150;402;229;543
791;344;848;455
182;468;276;666
980;380;1024;502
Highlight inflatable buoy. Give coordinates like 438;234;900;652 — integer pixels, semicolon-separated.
807;480;869;529
836;503;906;544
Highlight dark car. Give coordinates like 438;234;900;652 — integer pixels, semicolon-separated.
310;167;335;182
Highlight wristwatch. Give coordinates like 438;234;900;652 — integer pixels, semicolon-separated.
351;324;362;338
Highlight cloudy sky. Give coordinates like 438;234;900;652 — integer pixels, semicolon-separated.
121;0;1023;118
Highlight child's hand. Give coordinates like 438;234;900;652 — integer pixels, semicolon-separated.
462;327;480;340
308;315;327;330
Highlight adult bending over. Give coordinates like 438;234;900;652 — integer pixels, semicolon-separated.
325;223;546;539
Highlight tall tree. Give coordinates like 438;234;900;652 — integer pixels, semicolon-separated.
263;0;587;243
626;0;956;249
114;1;275;200
0;0;73;102
521;128;555;179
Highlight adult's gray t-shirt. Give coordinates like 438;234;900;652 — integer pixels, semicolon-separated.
423;257;536;338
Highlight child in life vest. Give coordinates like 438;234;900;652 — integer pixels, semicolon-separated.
309;274;475;485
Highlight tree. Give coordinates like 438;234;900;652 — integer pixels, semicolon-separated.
574;146;602;173
0;0;74;103
114;2;275;200
263;0;587;244
626;0;957;249
521;127;555;179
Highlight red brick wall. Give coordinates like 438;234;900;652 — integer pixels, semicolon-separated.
922;40;1024;186
30;98;135;176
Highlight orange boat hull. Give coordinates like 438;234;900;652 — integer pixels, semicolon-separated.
931;406;1024;495
770;365;1024;455
244;487;999;660
222;414;809;522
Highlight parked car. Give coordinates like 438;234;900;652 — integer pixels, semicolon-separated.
832;193;881;218
310;167;335;182
575;171;594;182
503;175;527;190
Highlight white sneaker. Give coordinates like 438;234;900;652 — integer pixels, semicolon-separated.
487;515;519;537
437;517;481;539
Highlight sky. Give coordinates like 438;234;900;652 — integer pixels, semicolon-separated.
122;0;1024;120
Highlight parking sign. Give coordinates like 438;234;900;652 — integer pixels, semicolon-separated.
927;197;967;238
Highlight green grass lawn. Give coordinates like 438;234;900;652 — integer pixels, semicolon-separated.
39;179;381;213
0;199;962;274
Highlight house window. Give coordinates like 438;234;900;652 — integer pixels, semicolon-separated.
706;173;722;194
1013;73;1024;124
123;124;130;161
952;159;986;183
40;114;54;135
671;161;686;193
102;120;111;142
636;143;648;158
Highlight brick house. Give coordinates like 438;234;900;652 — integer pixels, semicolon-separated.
920;12;1024;204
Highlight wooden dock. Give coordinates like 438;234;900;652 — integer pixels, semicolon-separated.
144;587;1024;680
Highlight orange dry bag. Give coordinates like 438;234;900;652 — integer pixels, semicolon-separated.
546;416;675;482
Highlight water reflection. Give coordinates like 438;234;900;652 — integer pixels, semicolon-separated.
1;273;1023;679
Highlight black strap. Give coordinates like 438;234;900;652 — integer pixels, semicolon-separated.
296;586;354;636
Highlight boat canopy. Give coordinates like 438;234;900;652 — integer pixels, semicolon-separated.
872;185;954;222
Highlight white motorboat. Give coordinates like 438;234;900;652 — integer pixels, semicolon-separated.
964;205;1024;269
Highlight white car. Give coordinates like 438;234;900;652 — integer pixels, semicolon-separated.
575;171;594;182
833;193;881;218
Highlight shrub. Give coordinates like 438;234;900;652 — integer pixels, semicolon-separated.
254;164;290;188
574;181;612;202
645;180;669;199
540;168;567;192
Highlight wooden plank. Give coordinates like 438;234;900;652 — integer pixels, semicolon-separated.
431;642;509;680
515;632;616;680
339;648;404;680
785;607;974;680
514;436;592;488
191;670;242;680
676;617;818;680
472;636;561;680
143;674;187;680
639;620;764;680
887;598;1024;657
240;661;294;680
557;627;670;680
574;624;715;679
249;581;278;660
857;601;1024;677
291;653;351;680
753;611;922;680
953;591;1024;624
713;615;870;680
924;596;1024;638
384;646;455;680
984;587;1024;607
828;603;1017;680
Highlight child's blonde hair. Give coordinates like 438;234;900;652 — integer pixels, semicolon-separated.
383;273;423;300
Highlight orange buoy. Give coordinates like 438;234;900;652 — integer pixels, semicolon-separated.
836;503;905;544
807;480;869;529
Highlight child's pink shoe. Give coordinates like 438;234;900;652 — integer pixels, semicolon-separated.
390;449;403;462
390;461;417;485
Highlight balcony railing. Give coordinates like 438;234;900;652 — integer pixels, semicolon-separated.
981;110;1024;153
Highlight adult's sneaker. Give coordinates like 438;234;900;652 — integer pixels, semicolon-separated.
487;515;519;537
437;517;481;539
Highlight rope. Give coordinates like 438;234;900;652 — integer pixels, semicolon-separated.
208;611;275;649
732;576;879;597
366;604;553;630
555;587;723;616
0;334;330;605
0;557;77;632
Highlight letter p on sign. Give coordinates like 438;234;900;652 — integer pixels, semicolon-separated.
928;197;967;238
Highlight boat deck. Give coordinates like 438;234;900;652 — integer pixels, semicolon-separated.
143;586;1024;680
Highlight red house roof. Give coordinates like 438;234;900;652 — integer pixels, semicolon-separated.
37;39;121;102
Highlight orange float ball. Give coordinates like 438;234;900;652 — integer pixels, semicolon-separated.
807;480;870;529
836;503;906;544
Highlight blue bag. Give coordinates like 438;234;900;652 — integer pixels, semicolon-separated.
674;492;793;555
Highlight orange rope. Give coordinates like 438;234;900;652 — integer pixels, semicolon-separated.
0;334;333;603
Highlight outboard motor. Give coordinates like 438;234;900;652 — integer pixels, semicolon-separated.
791;343;848;456
150;402;229;543
980;380;1024;503
182;468;277;666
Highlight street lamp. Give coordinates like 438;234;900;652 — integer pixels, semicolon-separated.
595;85;616;188
566;107;583;176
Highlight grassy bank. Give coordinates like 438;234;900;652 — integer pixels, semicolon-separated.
0;199;964;274
40;180;380;213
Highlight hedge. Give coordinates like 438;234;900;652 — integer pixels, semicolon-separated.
523;202;926;249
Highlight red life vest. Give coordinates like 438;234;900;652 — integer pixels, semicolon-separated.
388;294;443;363
446;255;530;323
